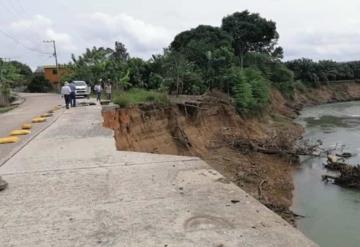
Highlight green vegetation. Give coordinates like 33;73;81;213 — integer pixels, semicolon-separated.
0;59;22;106
233;68;270;112
63;10;360;114
222;10;282;68
1;10;360;114
113;89;169;108
286;59;360;87
64;10;282;113
8;61;33;87
0;105;16;114
27;75;53;93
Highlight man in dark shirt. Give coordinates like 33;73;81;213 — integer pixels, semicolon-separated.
69;82;77;107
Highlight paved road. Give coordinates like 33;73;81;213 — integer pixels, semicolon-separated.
0;104;317;246
0;93;62;162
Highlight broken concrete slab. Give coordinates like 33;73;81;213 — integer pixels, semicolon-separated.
0;104;318;247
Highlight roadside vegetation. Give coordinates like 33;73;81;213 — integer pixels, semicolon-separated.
0;105;16;114
0;58;33;107
27;75;53;93
113;88;169;108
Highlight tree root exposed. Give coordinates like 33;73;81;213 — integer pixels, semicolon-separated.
230;138;320;158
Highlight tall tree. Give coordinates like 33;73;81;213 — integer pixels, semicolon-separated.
161;50;200;95
9;61;32;85
170;25;236;92
69;42;129;85
221;10;280;68
112;41;129;61
170;25;233;67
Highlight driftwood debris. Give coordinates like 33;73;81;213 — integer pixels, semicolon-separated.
231;138;321;157
323;155;360;189
336;152;352;158
324;155;348;170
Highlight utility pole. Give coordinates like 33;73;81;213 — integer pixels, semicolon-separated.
43;40;60;84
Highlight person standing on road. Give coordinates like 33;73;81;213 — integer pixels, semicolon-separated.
69;81;77;107
61;82;71;109
105;80;112;100
94;82;102;102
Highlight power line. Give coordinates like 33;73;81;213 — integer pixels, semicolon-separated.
0;0;22;20
11;0;30;17
0;29;52;56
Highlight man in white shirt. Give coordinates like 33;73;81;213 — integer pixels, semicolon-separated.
94;83;102;102
61;82;71;109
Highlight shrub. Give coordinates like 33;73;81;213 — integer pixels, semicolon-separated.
115;95;130;108
233;68;270;113
113;88;169;108
294;80;306;93
274;81;295;99
145;94;155;102
28;75;53;93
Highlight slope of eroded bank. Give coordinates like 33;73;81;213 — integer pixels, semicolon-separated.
102;81;360;224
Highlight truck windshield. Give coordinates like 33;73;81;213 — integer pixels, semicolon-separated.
74;81;87;86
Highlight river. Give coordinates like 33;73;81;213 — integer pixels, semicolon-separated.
292;101;360;247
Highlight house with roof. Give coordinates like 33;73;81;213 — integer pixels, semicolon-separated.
35;65;70;87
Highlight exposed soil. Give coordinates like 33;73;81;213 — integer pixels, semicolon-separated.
102;81;360;225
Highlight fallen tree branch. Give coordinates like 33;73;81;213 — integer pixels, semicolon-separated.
258;179;267;201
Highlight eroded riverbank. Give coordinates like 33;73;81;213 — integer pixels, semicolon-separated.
102;81;360;225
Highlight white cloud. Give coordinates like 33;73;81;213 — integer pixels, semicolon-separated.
0;15;77;69
9;15;76;52
1;0;360;68
283;31;360;61
79;12;175;58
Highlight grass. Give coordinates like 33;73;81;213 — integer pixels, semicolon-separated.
0;105;16;114
113;88;170;108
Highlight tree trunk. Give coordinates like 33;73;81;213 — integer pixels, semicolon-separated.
240;55;244;71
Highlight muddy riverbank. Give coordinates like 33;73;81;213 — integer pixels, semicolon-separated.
102;81;360;224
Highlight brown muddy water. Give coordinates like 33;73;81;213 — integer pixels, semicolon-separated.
292;101;360;247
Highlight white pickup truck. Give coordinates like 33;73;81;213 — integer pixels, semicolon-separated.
72;81;91;98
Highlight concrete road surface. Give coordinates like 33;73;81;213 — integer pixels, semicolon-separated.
0;93;62;163
0;104;317;247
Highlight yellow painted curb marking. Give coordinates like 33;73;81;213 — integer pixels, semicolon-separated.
41;113;53;118
10;130;31;136
0;136;19;144
22;123;32;130
32;117;47;123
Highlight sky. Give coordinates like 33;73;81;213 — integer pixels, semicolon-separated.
0;0;360;69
